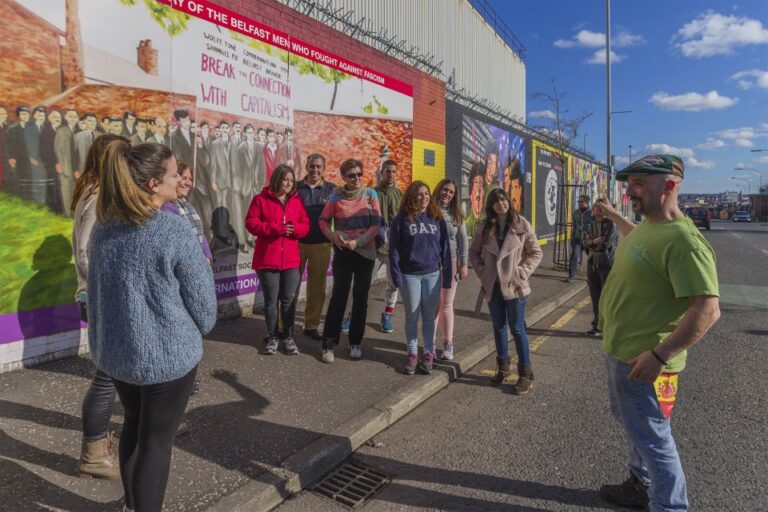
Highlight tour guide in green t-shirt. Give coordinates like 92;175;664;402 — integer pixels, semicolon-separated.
593;154;720;512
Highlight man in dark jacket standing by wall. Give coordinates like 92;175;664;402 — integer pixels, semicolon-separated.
295;153;336;340
583;202;617;336
373;159;403;333
567;194;592;282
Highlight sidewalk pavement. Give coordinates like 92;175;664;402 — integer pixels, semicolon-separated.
0;244;587;512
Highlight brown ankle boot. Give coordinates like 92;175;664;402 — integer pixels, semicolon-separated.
78;433;120;480
491;357;511;385
512;363;534;395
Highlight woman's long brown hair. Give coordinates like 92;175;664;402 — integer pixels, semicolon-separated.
399;181;441;222
70;134;128;212
481;188;519;242
430;178;464;226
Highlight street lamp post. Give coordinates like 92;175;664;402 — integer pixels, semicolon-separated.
731;176;751;195
629;145;633;163
734;167;765;192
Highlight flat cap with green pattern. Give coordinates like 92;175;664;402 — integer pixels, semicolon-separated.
615;154;685;181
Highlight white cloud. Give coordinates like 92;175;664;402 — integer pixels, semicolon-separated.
646;144;695;158
757;156;768;165
697;138;726;150
587;49;624;64
614;30;646;47
555;29;605;48
649;90;738;111
716;126;768;143
555;29;644;49
614;155;630;166
734;138;754;148
687;157;715;170
730;69;768;89
529;110;556;120
673;10;768;58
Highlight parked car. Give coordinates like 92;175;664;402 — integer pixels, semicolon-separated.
732;210;752;222
685;207;711;230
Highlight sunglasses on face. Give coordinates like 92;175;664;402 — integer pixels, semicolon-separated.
344;172;363;179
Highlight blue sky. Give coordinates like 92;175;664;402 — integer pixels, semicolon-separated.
489;0;768;194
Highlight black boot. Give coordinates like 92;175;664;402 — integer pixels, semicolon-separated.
512;363;534;395
491;357;511;386
599;473;649;509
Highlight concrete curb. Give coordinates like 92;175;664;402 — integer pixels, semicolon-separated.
206;281;588;512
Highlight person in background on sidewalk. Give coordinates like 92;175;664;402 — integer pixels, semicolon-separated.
566;194;592;282
318;158;381;363
431;178;468;360
389;181;452;374
469;188;542;394
88;141;217;512
595;155;720;512
295;154;336;341
245;164;309;355
70;134;127;481
582;201;617;337
373;159;403;333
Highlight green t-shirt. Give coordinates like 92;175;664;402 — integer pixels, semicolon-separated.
599;216;719;372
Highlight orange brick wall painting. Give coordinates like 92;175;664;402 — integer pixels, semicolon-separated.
295;112;412;188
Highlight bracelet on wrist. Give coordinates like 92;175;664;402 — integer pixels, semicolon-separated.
651;349;667;365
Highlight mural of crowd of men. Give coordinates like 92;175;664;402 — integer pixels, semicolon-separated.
0;105;302;254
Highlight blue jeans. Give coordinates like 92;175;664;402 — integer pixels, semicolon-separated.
399;271;441;354
569;238;583;279
605;355;688;511
488;281;529;364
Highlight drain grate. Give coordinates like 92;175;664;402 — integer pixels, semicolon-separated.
312;460;391;509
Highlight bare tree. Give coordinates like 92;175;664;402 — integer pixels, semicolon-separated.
531;78;592;171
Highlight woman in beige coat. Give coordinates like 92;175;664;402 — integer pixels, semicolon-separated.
469;188;542;394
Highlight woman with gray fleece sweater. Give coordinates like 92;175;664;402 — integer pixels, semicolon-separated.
88;141;217;512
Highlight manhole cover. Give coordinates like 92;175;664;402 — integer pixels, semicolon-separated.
312;460;391;509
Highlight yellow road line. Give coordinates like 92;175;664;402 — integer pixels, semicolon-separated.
481;296;590;377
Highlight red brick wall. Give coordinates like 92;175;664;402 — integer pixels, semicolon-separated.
216;0;446;145
46;85;195;124
0;1;64;111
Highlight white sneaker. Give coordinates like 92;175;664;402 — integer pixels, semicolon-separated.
321;349;335;364
350;345;363;360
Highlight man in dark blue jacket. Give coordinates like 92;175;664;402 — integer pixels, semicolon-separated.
295;153;336;340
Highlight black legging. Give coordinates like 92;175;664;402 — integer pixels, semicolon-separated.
113;366;197;512
80;302;116;441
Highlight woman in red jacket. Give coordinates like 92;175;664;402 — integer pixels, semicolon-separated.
246;164;309;355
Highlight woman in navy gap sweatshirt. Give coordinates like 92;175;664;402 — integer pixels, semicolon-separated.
389;181;452;375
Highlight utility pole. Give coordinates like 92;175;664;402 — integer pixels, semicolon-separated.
606;0;612;200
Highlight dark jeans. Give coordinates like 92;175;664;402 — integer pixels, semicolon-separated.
113;366;197;512
568;238;583;279
257;268;300;340
488;281;530;364
587;261;612;329
79;301;116;441
323;248;375;348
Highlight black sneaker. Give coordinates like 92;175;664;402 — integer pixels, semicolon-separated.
303;329;323;341
586;328;602;337
599;474;649;509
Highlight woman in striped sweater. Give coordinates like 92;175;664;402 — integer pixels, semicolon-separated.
318;158;382;363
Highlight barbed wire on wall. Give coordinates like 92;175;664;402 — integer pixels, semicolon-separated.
279;0;601;165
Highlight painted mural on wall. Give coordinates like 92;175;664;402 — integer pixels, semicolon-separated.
459;114;527;236
532;142;564;241
0;0;413;347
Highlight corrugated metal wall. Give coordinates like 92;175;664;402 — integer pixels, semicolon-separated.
276;0;527;119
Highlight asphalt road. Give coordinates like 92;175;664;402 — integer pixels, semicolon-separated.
278;219;768;511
